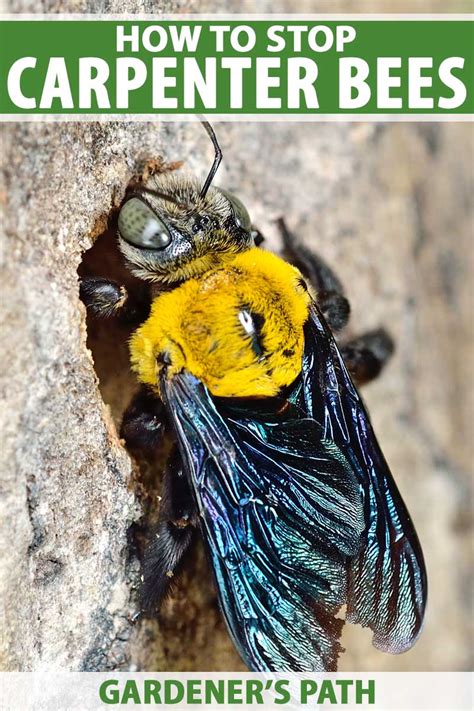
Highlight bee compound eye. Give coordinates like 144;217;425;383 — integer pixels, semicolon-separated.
218;188;252;232
118;198;172;250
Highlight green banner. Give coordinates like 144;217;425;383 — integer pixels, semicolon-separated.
0;18;472;114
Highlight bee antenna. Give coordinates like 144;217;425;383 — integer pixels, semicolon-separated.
199;119;222;200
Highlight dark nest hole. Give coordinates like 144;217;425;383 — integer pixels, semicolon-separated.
78;221;144;428
77;213;227;670
77;214;163;514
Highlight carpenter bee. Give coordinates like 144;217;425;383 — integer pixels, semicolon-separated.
80;123;427;672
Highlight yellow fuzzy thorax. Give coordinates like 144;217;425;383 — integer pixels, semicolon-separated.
129;248;311;398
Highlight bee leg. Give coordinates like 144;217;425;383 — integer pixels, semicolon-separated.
340;328;395;386
140;448;198;613
120;386;168;451
79;276;150;326
316;291;351;333
277;217;350;332
120;391;197;611
120;385;167;451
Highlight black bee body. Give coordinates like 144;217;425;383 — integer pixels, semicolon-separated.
80;123;426;672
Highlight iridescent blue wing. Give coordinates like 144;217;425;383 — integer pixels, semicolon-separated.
161;372;365;672
294;305;427;652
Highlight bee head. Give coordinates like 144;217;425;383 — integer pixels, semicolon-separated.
117;177;254;283
117;122;255;284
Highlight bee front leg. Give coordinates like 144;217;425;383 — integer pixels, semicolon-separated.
276;218;350;332
340;328;395;386
80;276;151;326
140;448;198;613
